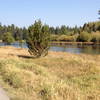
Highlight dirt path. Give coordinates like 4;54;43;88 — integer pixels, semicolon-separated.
0;87;9;100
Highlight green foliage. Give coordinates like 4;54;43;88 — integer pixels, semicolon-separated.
0;16;100;43
26;20;50;58
60;25;68;35
49;27;55;34
82;22;100;33
2;32;15;45
0;23;28;41
55;27;61;34
77;31;91;42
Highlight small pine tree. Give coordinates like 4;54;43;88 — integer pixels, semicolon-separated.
2;32;15;45
26;20;50;58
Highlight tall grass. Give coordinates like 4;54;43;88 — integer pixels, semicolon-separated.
0;47;100;100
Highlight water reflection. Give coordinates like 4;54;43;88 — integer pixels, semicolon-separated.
50;45;100;54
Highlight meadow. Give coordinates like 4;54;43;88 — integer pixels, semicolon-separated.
0;46;100;100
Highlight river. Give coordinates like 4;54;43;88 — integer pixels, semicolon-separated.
0;42;100;55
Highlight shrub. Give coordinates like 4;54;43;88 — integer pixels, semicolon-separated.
77;31;91;42
26;20;50;58
2;32;15;45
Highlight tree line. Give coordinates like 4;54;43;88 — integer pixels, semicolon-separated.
0;22;79;41
0;23;28;43
0;21;100;43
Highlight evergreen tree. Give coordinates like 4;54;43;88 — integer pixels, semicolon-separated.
26;20;50;58
55;27;61;34
49;27;55;34
60;25;67;35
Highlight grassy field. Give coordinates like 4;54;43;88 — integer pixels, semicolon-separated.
0;46;100;100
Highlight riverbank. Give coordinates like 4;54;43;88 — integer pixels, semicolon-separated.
51;41;100;45
1;41;100;46
0;46;100;100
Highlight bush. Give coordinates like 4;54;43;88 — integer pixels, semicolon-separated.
2;32;15;45
77;31;91;42
26;20;50;58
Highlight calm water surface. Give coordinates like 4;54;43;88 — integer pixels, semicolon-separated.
0;42;100;55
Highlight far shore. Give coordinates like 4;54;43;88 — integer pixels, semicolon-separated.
51;41;100;45
0;40;100;45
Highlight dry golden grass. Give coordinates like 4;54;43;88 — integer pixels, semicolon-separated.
0;46;100;100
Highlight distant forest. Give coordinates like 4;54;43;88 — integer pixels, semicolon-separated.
0;20;100;43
